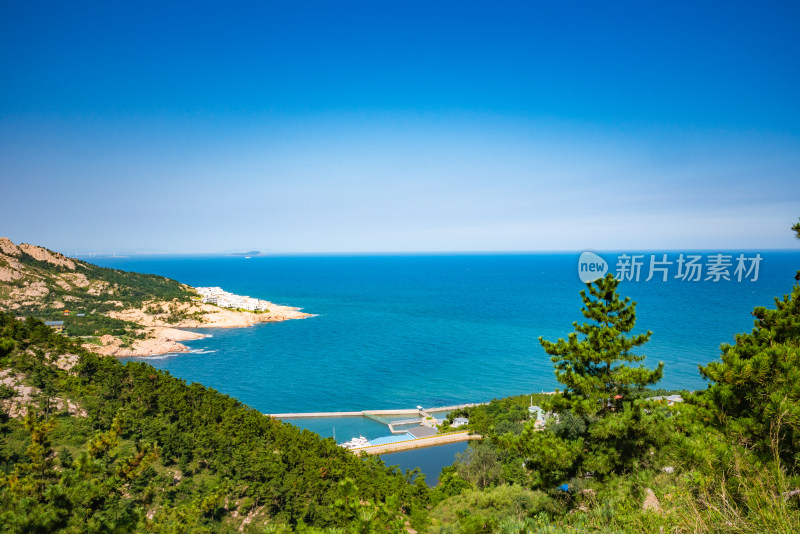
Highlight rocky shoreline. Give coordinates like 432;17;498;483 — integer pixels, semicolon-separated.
86;299;313;357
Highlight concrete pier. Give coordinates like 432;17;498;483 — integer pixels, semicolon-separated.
267;402;485;420
267;411;364;418
353;431;481;455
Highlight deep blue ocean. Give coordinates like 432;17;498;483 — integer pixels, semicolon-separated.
92;251;799;442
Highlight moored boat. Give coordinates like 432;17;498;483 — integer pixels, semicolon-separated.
339;436;370;449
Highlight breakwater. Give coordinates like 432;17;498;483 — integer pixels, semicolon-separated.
352;431;481;455
267;403;485;419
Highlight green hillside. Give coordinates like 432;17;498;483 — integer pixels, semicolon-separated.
0;238;196;337
0;314;428;532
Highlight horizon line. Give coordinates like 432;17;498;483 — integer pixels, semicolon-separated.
66;248;800;258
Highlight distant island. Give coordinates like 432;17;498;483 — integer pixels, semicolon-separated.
229;250;263;257
0;237;312;357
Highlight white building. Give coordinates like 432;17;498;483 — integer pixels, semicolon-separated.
195;286;270;312
451;417;469;428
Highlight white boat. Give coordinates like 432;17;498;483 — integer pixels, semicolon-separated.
339;436;370;449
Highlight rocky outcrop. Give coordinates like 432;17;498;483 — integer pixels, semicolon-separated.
0;264;23;282
86;327;210;357
54;353;80;371
0;368;86;418
97;301;313;357
108;301;312;330
642;488;662;513
9;280;50;308
0;237;21;256
19;242;76;270
61;272;90;288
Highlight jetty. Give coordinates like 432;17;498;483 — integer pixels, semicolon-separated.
351;430;481;455
267;403;485;419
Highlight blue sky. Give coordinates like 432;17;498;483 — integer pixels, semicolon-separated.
1;1;798;253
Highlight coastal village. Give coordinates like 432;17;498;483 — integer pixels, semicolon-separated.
195;286;272;312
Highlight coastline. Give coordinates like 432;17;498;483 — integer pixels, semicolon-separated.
0;237;312;358
85;297;313;357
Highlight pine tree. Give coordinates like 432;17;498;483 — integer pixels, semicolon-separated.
697;217;800;468
793;217;800;281
539;273;663;416
520;273;671;478
699;283;800;468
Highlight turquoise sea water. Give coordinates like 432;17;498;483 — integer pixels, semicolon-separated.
94;252;799;435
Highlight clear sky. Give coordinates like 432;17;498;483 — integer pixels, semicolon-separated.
1;1;798;253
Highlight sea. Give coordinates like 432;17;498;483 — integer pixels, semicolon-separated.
91;251;799;484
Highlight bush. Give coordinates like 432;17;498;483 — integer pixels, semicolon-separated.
427;485;554;533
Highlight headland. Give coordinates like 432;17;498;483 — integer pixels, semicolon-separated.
0;237;313;358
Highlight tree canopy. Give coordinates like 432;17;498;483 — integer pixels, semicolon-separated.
539;273;663;416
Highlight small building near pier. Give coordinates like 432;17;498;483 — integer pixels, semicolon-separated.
451;417;469;428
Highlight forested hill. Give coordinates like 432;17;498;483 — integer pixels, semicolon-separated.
0;313;427;532
0;237;195;337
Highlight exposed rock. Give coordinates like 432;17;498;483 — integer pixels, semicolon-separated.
0;237;21;256
87;281;111;295
54;278;72;291
0;253;24;283
0;368;86;418
19;242;76;270
108;300;312;330
86;327;209;357
11;280;49;300
61;272;90;287
642;488;662;513
54;353;80;371
238;505;266;532
0;266;23;282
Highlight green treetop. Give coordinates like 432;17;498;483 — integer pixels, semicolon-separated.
699;220;800;468
539;273;664;416
510;273;669;480
793;217;800;281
